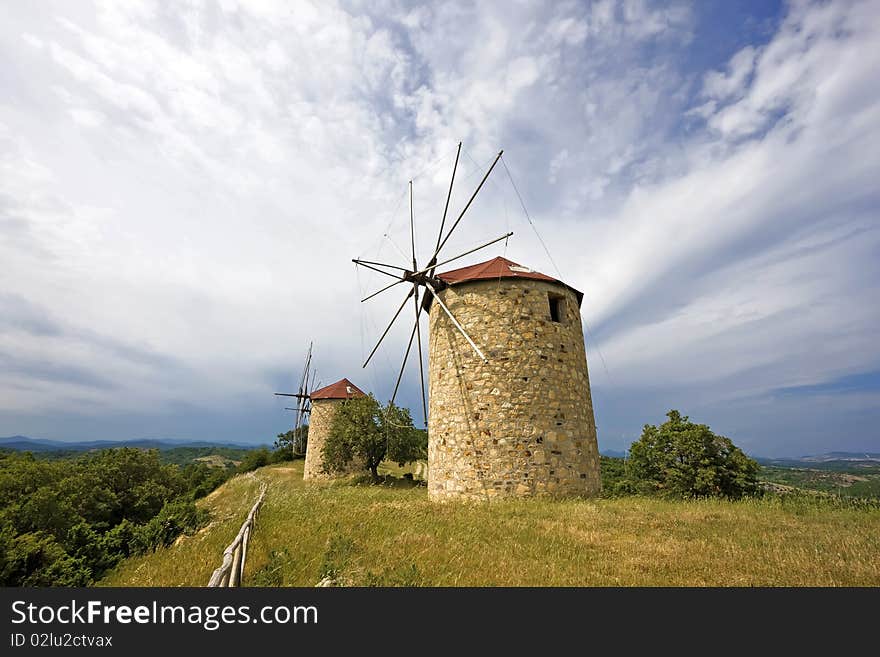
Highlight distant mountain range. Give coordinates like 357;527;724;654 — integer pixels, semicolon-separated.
795;451;880;462
599;448;879;464
2;436;877;464
3;439;627;456
0;436;264;452
757;452;880;467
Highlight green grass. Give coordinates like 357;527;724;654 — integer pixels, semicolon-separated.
101;461;880;587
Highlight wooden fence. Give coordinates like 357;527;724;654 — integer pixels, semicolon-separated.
207;481;267;587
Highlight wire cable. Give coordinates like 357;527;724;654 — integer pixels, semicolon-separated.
499;154;612;383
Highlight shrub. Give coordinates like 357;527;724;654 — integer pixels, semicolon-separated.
323;395;425;480
627;410;760;499
131;499;209;553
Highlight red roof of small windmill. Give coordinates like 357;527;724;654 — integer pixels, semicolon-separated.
310;378;366;400
436;256;583;305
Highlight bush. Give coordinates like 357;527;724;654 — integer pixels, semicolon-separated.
322;395;426;480
599;456;637;497
0;530;91;587
236;447;290;473
181;463;230;500
626;410;760;499
0;448;223;586
131;499;209;553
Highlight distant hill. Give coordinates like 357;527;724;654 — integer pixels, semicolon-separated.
600;448;880;463
756;452;880;469
798;452;880;462
0;436;267;453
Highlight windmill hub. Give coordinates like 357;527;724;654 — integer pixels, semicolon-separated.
402;270;442;287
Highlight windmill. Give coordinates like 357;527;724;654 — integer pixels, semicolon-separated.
353;143;511;425
274;342;318;456
354;143;602;500
303;378;366;480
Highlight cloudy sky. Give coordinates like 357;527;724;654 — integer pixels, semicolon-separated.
1;0;878;457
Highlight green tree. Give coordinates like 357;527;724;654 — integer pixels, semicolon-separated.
599;456;636;497
627;410;760;499
274;426;308;459
322;395;426;481
0;447;218;586
237;448;273;473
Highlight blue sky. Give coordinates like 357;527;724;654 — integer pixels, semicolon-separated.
1;0;878;457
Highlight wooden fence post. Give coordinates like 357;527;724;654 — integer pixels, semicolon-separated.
207;482;267;587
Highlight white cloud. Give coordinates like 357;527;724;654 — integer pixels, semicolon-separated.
21;33;44;49
702;46;756;101
0;0;878;452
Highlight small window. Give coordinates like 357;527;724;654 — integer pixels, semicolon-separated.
548;293;564;323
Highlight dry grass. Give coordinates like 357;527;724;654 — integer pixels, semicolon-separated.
101;461;880;587
99;472;265;587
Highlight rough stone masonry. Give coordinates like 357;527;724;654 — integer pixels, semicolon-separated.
427;275;601;500
303;378;365;481
302;399;340;480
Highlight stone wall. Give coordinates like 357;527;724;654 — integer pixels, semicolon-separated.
303;399;347;480
427;278;601;500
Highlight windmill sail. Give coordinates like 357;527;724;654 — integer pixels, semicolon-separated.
274;341;314;456
353;142;510;426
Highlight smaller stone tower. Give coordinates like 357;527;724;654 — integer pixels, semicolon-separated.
303;378;366;481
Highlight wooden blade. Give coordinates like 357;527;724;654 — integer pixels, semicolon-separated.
433;142;462;267
390;313;419;408
352;260;406;281
362;279;405;303
426;282;487;362
412;284;428;426
363;287;415;369
409;180;417;270
410;232;513;279
297;343;312;398
433;149;503;259
292;408;301;439
352;258;409;272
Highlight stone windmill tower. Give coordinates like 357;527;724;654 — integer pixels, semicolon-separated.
426;256;599;500
302;378;366;481
353;142;600;500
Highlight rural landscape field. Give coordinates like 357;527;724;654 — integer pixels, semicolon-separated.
3;426;879;589
96;456;880;587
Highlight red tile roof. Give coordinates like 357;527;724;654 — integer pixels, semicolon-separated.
436;256;583;306
310;378;366;400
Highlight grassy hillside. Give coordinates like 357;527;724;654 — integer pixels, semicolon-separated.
760;464;880;499
101;461;880;587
